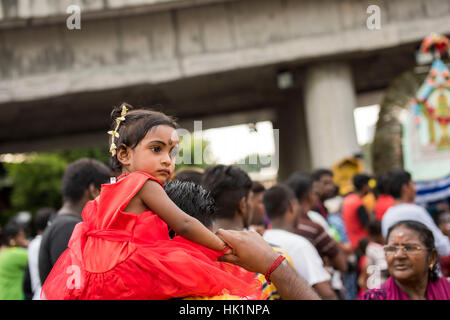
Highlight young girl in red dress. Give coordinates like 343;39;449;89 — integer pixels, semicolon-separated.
41;104;265;300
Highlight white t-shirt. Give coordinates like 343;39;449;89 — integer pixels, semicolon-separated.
382;203;450;257
27;235;42;300
263;229;331;286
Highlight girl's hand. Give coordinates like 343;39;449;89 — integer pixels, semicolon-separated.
222;243;233;255
216;228;278;274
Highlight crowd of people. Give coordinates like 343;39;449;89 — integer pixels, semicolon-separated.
0;104;449;300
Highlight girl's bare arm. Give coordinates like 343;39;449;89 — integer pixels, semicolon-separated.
139;180;226;251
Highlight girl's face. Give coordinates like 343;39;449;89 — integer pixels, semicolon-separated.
385;225;436;283
124;125;179;183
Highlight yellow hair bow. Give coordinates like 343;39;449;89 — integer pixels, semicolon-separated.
108;103;129;156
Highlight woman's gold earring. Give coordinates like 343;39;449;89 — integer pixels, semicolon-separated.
429;263;434;270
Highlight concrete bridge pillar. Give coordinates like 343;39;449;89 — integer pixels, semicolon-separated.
274;91;312;181
304;62;360;169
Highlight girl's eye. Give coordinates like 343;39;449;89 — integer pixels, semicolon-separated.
150;146;161;152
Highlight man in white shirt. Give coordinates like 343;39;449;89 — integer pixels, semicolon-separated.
201;164;321;300
27;208;54;300
382;169;450;257
262;184;337;299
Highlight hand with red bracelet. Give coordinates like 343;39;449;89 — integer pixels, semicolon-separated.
216;228;279;274
217;228;321;300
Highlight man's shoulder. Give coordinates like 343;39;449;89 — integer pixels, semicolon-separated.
296;218;324;236
384;203;427;217
265;229;314;249
42;214;81;240
28;236;42;251
49;214;82;227
342;193;362;209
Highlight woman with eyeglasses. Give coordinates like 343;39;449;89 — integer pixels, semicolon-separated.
360;220;450;300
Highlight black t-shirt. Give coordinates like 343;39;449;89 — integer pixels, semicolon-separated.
38;214;82;284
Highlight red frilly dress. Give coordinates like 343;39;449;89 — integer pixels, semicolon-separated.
41;171;266;300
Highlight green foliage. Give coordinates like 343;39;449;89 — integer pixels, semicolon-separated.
1;147;110;225
3;154;66;224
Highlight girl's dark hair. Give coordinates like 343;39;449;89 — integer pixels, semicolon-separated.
110;103;178;173
386;220;439;282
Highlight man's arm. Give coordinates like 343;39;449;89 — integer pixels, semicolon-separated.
330;246;348;272
216;229;321;300
269;259;321;300
23;263;33;300
312;281;338;300
356;205;370;229
49;220;79;265
306;222;348;272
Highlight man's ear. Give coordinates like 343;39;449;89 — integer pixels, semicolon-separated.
116;144;131;167
287;200;295;217
401;184;409;198
237;197;249;227
288;199;299;221
88;183;101;200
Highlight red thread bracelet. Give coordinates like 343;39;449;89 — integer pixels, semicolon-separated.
264;254;286;284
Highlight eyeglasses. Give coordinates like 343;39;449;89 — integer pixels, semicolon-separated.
383;244;427;255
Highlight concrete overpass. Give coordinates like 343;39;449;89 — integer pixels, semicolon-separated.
1;0;450;179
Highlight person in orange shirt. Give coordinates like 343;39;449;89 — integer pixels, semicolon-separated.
342;174;373;250
374;173;395;221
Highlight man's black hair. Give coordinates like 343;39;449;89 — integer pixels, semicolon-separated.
311;168;333;181
353;174;371;192
263;184;296;220
375;173;390;196
251;181;265;194
285;172;313;202
368;220;382;237
33;207;55;234
165;180;215;229
386;168;412;199
173;169;204;185
61;158;111;203
201;165;252;220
